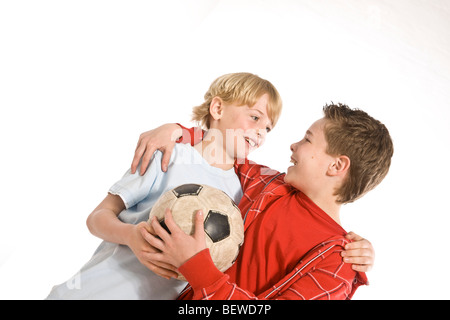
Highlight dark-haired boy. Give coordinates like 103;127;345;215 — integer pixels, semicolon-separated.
140;103;393;299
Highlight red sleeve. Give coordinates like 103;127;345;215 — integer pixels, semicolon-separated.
176;124;204;146
178;249;260;300
178;239;367;300
269;249;366;300
263;239;367;300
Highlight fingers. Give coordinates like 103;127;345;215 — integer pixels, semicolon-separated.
148;209;180;242
352;264;372;272
140;254;179;279
341;243;374;272
345;231;363;242
344;240;372;251
131;140;145;174
342;253;374;266
136;220;152;233
160;146;175;172
341;244;374;264
150;266;179;280
144;259;179;273
344;232;372;251
145;208;206;269
131;140;157;176
141;255;180;278
141;219;166;251
131;125;180;175
137;224;179;279
342;247;373;257
140;146;158;176
193;210;205;241
162;209;179;235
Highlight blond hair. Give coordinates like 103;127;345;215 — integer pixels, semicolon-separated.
323;103;394;204
192;73;282;129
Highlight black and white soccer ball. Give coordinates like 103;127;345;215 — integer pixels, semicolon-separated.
148;183;244;280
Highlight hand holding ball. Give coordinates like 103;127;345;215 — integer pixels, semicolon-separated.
148;184;244;280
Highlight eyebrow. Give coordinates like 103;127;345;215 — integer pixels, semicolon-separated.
306;130;314;136
252;108;264;116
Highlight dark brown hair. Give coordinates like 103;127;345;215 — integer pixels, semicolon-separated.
323;103;394;204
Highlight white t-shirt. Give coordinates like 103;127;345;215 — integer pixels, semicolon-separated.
46;143;242;300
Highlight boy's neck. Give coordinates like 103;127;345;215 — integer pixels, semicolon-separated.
303;191;342;226
318;199;341;226
193;131;234;171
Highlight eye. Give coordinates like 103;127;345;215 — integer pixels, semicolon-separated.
251;115;259;121
266;127;271;133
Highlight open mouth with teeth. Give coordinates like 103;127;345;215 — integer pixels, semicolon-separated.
244;137;258;148
290;157;298;165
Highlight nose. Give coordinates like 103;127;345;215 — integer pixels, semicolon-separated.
290;142;298;152
256;128;267;141
256;129;264;138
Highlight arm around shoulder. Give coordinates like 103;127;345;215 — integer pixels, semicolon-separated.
131;123;205;175
131;123;183;175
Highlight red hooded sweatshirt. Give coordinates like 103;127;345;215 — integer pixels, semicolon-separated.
177;127;367;300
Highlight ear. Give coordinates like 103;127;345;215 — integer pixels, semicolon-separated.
327;155;351;177
209;96;224;121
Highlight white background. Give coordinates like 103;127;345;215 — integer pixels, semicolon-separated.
1;0;449;300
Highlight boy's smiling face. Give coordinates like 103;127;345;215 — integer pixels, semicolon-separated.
284;118;336;194
214;93;273;161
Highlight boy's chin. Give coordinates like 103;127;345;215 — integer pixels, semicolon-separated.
284;172;303;192
235;148;252;159
283;173;290;184
283;170;295;185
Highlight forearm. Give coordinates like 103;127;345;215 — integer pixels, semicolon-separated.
86;194;132;245
86;208;133;245
179;239;366;300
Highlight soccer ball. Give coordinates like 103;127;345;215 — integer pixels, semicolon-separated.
148;183;244;280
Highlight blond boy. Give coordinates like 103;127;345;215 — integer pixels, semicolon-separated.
46;73;281;299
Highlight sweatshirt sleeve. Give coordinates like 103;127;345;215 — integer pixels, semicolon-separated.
176;124;204;146
178;239;367;300
178;249;260;300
